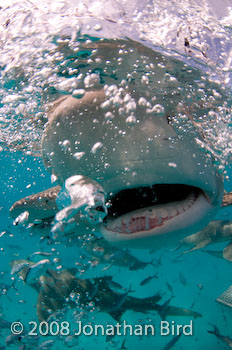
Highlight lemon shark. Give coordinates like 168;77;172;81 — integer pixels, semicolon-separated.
174;182;232;259
10;39;226;249
25;268;202;322
175;220;232;262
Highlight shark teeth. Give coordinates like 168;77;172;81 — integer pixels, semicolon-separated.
105;192;197;234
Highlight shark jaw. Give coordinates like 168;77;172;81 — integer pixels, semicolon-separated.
100;184;217;248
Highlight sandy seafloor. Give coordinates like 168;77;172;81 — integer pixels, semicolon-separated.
0;151;232;350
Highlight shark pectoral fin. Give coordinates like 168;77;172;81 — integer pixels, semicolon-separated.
182;239;211;253
223;241;232;261
203;250;224;259
108;309;125;322
10;185;60;223
157;309;166;321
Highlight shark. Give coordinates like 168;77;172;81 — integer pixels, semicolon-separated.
175;220;232;261
10;38;225;250
208;326;232;348
26;268;202;322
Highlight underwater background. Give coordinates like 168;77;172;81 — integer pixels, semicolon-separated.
1;152;232;349
1;1;232;349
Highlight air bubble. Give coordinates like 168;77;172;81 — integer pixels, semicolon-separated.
100;100;111;110
94;24;102;31
91;142;103;154
126;115;137;125
73;152;85;160
125;100;136;113
168;162;177;168
84;73;100;88
56;77;81;93
105;111;114;120
72;89;85;99
147;104;165;116
141;75;149;85
138;97;147;107
62;140;71;151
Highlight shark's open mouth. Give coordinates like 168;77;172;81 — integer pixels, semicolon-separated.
102;184;207;236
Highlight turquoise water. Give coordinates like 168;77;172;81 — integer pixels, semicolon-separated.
1;1;232;349
1;152;232;349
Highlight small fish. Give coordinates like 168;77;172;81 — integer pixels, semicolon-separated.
208;327;232;348
166;281;173;295
120;338;127;350
6;332;26;346
162;332;182;350
102;263;112;271
140;273;159;286
29;251;53;259
179;273;187;286
190;298;196;309
106;279;126;293
37;340;55;349
24;259;51;284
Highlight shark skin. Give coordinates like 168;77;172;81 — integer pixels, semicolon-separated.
40;40;224;249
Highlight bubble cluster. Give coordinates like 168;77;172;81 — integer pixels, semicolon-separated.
0;0;231;173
